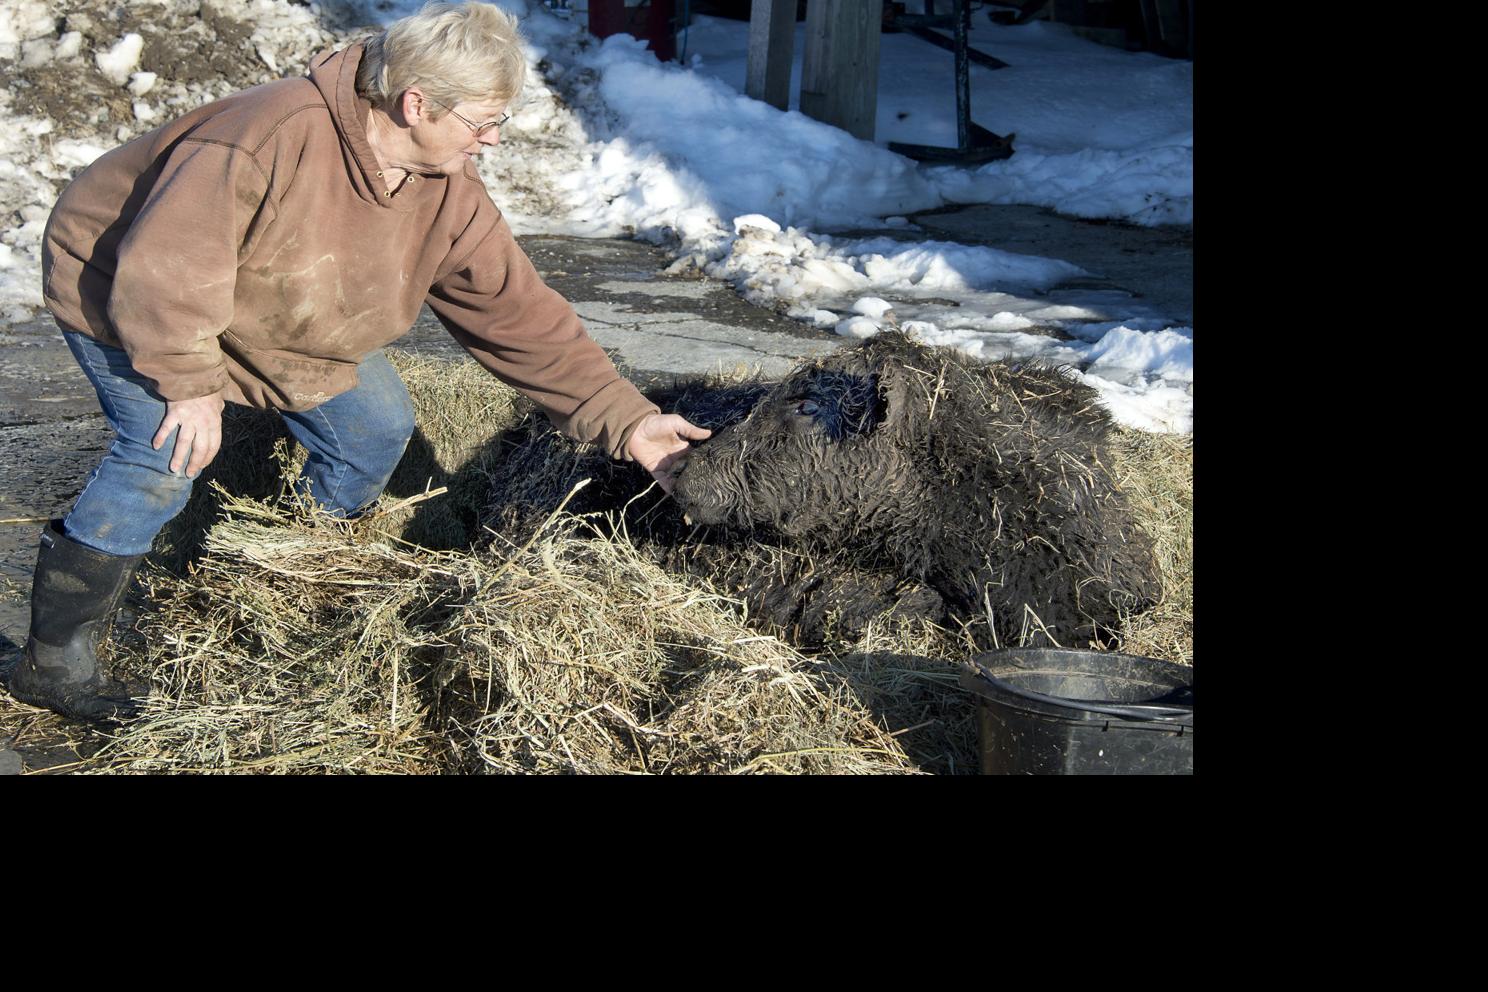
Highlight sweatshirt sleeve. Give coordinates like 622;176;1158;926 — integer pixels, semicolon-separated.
426;209;659;461
106;138;275;401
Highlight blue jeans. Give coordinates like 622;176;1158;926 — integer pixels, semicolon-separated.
61;331;416;557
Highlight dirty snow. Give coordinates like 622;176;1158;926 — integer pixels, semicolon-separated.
1;0;1192;433
0;0;335;323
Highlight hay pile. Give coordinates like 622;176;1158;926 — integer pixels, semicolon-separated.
1107;428;1193;665
83;489;920;774
367;349;525;549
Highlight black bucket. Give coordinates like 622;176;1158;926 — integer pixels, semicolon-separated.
960;649;1193;775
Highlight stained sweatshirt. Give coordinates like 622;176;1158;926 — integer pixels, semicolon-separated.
41;43;659;459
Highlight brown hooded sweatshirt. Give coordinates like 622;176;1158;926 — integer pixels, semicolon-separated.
41;43;658;459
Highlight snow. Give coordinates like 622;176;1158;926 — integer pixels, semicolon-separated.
0;1;54;60
55;31;81;60
676;9;1193;224
95;32;144;87
851;298;895;320
0;0;1193;434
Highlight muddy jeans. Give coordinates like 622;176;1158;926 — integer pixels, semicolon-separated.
61;330;416;557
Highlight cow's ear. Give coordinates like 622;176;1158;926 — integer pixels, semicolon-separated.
836;372;885;437
878;364;913;433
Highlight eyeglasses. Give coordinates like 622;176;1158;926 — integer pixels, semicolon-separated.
425;96;509;136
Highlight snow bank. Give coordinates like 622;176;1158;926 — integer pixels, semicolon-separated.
930;133;1193;226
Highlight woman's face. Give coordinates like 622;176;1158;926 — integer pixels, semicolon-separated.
408;91;507;177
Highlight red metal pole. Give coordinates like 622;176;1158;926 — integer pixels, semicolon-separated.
644;0;676;61
588;0;628;40
588;0;676;62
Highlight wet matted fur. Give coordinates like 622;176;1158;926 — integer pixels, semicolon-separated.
485;332;1159;650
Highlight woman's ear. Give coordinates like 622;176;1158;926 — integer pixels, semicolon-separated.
398;87;428;126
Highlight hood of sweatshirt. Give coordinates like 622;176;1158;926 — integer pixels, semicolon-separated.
308;43;427;212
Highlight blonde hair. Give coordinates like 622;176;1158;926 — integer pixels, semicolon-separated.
356;2;526;115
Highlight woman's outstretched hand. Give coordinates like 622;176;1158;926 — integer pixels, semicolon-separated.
625;413;711;493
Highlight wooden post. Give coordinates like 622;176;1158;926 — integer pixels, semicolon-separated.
1151;0;1189;56
746;0;797;111
799;0;881;141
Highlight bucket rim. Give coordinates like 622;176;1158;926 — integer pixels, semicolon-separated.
963;648;1193;726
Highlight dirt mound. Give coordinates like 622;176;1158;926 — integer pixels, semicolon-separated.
0;0;368;319
5;0;347;131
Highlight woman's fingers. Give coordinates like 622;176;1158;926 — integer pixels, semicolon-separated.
155;394;224;476
626;414;713;494
675;419;712;442
184;418;221;476
168;426;191;475
151;407;179;452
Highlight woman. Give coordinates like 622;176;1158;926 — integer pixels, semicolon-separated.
12;1;709;723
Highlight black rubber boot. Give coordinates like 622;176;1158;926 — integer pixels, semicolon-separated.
7;520;146;724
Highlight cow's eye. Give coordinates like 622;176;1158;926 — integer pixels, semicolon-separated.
795;400;819;417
